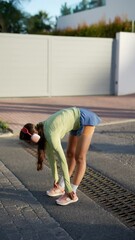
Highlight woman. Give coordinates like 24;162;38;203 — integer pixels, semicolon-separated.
20;107;101;206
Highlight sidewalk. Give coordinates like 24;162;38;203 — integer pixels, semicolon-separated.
0;95;135;240
0;136;135;240
0;160;73;240
0;95;135;134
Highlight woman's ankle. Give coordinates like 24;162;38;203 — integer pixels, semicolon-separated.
71;183;78;193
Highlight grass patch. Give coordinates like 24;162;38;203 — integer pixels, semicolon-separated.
0;120;13;134
0;120;9;130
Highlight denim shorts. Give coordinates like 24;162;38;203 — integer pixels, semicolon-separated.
70;108;101;136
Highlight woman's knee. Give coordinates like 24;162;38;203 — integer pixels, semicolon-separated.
75;153;86;164
66;149;75;159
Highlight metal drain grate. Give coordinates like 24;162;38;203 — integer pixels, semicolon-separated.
21;142;135;231
80;167;135;230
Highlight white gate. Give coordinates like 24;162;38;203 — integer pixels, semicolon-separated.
0;33;114;97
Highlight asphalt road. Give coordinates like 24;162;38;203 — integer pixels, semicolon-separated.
0;95;135;239
88;121;135;192
0;121;135;240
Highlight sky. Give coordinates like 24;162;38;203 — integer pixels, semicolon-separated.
22;0;79;18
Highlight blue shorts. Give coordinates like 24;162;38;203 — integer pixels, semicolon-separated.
70;108;101;136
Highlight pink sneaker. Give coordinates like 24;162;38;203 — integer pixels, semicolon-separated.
46;184;65;197
56;192;78;206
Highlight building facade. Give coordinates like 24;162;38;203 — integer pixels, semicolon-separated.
57;0;135;30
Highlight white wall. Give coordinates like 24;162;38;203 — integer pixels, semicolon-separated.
0;33;113;97
57;0;135;30
0;34;49;97
1;33;135;97
115;32;135;95
50;36;113;96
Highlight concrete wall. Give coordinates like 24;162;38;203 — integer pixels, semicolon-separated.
57;0;135;30
0;32;135;97
50;36;113;96
0;33;114;97
115;32;135;95
0;34;49;97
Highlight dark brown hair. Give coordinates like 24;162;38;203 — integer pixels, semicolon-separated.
36;123;46;171
19;122;46;171
19;123;35;141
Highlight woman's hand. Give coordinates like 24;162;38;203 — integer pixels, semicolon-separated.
68;191;76;200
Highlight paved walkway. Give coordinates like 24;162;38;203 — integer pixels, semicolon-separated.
0;95;135;134
0;136;135;240
0;95;135;240
0;160;73;240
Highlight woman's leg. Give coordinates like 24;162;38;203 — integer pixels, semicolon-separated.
66;134;78;177
58;135;78;191
56;126;95;206
73;126;95;186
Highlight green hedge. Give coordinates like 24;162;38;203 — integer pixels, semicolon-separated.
52;17;132;38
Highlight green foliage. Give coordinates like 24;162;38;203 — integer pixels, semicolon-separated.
78;0;89;11
53;17;132;38
60;0;106;16
0;0;132;37
0;120;9;130
0;0;26;32
26;11;53;34
60;2;71;16
0;0;53;34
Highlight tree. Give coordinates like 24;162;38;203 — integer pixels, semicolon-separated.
0;1;53;34
60;3;71;16
91;0;104;7
79;0;89;10
0;0;29;33
26;11;53;34
97;0;105;6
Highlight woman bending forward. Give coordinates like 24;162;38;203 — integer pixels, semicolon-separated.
20;107;101;206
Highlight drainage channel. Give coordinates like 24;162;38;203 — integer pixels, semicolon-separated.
21;142;135;231
80;167;135;231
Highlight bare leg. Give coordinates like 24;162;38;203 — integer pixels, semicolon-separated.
73;126;95;186
66;135;78;177
56;126;95;205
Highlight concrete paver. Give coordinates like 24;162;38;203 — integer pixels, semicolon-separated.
0;160;73;240
0;137;135;240
0;95;135;134
0;95;135;240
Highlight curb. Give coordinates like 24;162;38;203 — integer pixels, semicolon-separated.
0;132;14;138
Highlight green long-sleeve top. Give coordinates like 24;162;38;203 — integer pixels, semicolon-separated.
42;107;80;193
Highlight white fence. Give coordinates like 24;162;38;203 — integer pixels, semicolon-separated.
0;32;135;97
115;32;135;95
0;34;49;97
0;33;113;97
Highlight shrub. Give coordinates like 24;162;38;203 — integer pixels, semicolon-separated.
52;17;132;38
0;120;9;130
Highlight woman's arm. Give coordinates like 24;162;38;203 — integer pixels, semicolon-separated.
46;143;59;184
46;138;72;193
53;140;72;193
